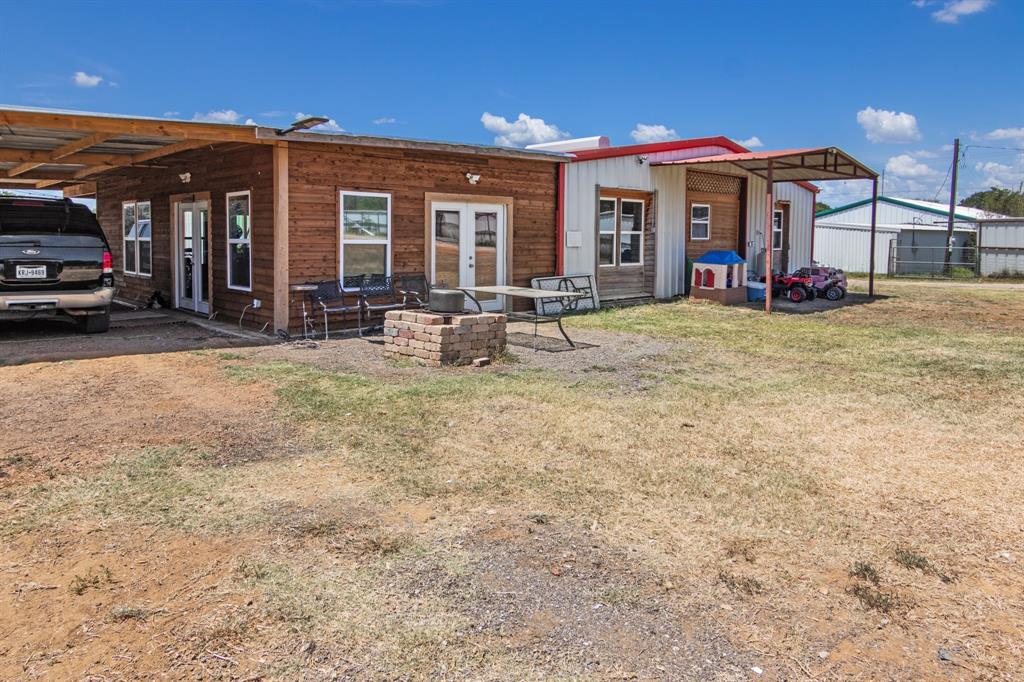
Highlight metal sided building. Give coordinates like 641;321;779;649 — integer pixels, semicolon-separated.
541;136;824;303
815;196;1001;275
978;218;1024;276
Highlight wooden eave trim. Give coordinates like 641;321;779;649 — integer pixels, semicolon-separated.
73;139;214;179
62;182;97;198
0;110;259;143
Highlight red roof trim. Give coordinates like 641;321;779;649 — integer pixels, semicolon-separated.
570;136;818;194
569;136;746;161
652;147;826;163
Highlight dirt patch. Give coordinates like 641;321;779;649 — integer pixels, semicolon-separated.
394;517;751;679
246;323;679;394
0;352;288;488
0;527;257;680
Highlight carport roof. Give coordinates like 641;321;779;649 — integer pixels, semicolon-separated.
0;105;568;196
652;147;878;182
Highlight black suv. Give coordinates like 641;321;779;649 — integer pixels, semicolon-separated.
0;195;114;333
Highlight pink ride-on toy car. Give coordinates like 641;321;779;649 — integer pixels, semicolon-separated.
795;266;847;301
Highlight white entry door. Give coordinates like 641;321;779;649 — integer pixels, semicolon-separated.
431;202;506;311
175;201;210;314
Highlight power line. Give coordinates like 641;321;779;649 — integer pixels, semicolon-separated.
932;155;955;202
963;143;1024;153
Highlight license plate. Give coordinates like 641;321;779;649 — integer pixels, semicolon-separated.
16;265;47;279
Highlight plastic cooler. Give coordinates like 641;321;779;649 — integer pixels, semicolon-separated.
746;281;766;302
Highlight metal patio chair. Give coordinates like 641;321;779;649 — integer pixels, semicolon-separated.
311;280;363;338
397;274;431;309
359;275;405;332
557;276;593;313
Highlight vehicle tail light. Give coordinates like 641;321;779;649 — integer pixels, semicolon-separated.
102;250;113;274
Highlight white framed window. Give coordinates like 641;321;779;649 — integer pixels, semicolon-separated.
619;199;644;266
340;191;391;288
772;209;784;250
226;191;252;292
598;197;616;266
690;203;710;241
122;200;152;276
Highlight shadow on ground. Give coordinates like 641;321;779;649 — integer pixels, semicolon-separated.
0;305;270;366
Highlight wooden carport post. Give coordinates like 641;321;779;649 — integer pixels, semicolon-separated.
764;159;774;314
273;142;290;333
868;177;878;296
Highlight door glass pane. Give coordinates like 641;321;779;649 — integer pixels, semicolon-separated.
621;200;643;230
599;234;615;265
181;209;194;300
434;209;461;288
474;211;498;301
199;208;209;303
620;233;642;264
599;199;615;231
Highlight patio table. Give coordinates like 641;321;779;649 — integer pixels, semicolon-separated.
457;285;585;349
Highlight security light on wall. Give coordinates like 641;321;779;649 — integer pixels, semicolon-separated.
276;116;330;135
465;172;481;185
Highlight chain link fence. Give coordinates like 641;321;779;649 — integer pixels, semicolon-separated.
888;243;979;278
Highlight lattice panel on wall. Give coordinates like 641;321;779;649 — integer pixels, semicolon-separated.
687;171;742;195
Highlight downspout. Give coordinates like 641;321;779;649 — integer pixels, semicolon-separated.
556;162;566;276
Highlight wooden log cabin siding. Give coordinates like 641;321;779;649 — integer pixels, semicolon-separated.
95;143;275;329
593;187;656;299
285;141;559;330
684;170;743;261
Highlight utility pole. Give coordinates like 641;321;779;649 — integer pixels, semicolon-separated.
943;138;960;275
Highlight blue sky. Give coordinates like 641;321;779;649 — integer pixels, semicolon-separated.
3;0;1022;207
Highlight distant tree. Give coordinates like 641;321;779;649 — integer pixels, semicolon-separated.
960;187;1024;217
815;201;831;213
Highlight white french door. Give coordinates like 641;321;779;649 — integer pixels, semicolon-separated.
175;201;210;314
431;202;506;311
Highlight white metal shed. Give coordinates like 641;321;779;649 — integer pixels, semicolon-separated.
978;218;1024;276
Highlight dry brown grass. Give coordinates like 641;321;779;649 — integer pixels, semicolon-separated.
1;281;1023;679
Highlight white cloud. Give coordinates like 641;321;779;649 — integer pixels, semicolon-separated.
73;71;103;87
856;106;922;144
163;111;181;118
738;136;763;149
481;112;569;147
986;127;1024;141
815;180;873;208
295;112;344;132
630;123;678;143
373;117;397;125
244;118;258;126
193;109;243;123
908;149;939;158
932;0;992;23
885;154;940;179
974;161;1024;189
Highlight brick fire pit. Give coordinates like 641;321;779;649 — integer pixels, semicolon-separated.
382;310;507;367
